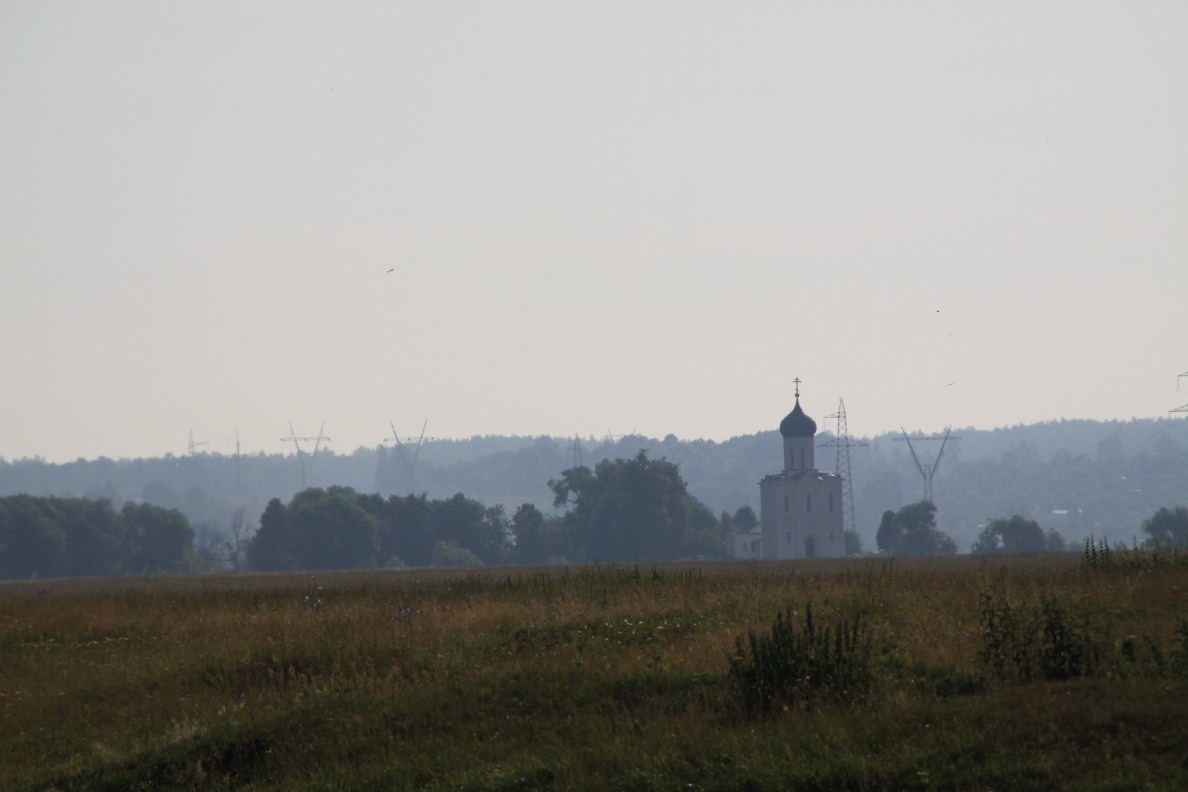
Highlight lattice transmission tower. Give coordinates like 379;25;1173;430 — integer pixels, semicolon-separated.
819;399;867;536
567;435;584;468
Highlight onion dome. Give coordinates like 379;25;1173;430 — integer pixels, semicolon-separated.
779;398;817;438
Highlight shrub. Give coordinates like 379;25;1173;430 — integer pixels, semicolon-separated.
978;592;1099;683
430;540;484;567
729;602;875;718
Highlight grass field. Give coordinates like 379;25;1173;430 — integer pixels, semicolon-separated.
2;550;1186;790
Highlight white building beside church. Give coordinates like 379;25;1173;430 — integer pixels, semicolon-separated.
756;385;845;559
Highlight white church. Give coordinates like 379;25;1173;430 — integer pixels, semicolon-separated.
733;381;845;560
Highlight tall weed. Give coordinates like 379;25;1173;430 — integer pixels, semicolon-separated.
1081;536;1188;572
729;601;875;718
979;592;1100;682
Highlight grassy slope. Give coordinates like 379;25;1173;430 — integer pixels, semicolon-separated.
1;556;1186;790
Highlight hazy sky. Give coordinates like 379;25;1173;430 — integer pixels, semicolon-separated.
2;2;1186;463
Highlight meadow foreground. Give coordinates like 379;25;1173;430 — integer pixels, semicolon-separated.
2;552;1186;790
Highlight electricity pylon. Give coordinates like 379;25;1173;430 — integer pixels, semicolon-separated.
384;420;433;494
819;398;867;536
894;427;957;503
567;435;584;468
282;422;330;489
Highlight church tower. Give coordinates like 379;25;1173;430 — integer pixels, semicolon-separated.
759;380;845;559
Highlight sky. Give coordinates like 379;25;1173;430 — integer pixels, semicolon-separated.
2;2;1186;464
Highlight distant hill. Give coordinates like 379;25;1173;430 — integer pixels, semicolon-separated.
3;417;1186;553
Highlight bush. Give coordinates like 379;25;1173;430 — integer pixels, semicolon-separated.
729;602;875;718
430;540;484;568
978;592;1099;683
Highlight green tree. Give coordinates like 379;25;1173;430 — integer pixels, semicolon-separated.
844;530;864;555
718;511;735;536
549;450;714;562
287;487;379;570
878;501;956;556
875;509;898;553
1044;528;1068;552
972;515;1049;554
248;498;291;571
55;497;129;577
381;493;434;567
510;502;549;565
1142;506;1188;548
732;506;759;533
122;501;194;573
482;505;512;564
682;497;725;558
432;493;503;564
0;495;67;579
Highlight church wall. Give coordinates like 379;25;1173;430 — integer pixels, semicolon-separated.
760;471;844;559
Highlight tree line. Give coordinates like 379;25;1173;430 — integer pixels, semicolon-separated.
0;494;195;579
874;501;1188;556
3;456;1187;579
247;451;733;570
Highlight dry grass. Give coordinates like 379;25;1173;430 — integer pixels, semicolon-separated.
2;555;1186;790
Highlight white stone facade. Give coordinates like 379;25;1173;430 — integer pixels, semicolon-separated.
732;528;764;560
759;470;844;559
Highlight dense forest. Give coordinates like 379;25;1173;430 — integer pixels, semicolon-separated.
1;417;1186;577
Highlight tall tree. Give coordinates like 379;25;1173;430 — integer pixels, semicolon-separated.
432;493;501;564
549;450;715;562
61;498;129;577
1142;506;1188;548
877;501;956;556
972;515;1051;554
875;509;898;553
381;493;434;567
248;498;291;571
732;506;759;533
122;501;194;573
287;487;379;570
0;495;66;578
510;503;549;565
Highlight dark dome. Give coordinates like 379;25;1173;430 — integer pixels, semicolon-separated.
779;399;817;438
